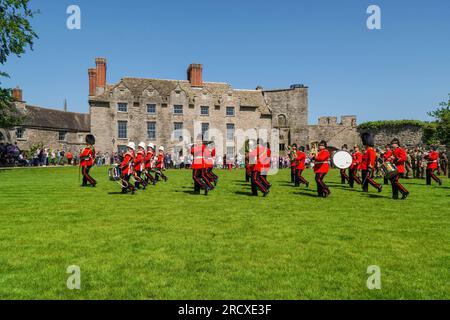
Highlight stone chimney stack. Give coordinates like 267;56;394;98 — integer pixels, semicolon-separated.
95;57;107;94
88;68;97;96
12;87;23;102
187;63;203;87
64;99;68;112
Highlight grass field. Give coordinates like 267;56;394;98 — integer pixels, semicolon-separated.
0;166;448;300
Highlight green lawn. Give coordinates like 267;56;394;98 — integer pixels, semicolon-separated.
0;166;448;300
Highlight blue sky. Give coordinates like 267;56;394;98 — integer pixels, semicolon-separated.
3;0;450;123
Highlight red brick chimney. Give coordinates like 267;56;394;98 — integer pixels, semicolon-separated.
187;63;203;87
88;68;97;96
95;57;107;92
12;87;23;102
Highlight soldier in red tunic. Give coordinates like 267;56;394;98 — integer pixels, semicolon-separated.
79;134;97;187
382;144;392;185
295;146;309;188
250;139;269;197
389;139;410;199
312;140;331;198
144;143;157;186
204;143;218;186
360;133;383;193
134;142;148;190
348;145;362;188
120;142;136;194
425;146;442;186
155;146;168;182
191;137;212;195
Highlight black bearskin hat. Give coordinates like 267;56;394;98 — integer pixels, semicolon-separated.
390;138;400;146
85;134;96;145
292;143;298;149
299;146;305;152
319;140;327;147
361;132;374;147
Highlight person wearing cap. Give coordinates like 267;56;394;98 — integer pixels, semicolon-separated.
79;134;97;187
144;143;157;186
360;133;383;193
294;146;309;188
134;142;148;190
191;136;212;195
155;146;168;182
349;145;362;188
311;140;331;198
389;138;410;199
120;142;136;194
382;144;393;185
425;146;442;186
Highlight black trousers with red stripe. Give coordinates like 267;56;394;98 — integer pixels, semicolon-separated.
251;171;268;195
193;169;212;193
340;169;349;184
81;166;96;186
362;170;381;192
315;173;330;197
295;169;309;187
426;168;441;185
390;174;408;198
348;168;361;188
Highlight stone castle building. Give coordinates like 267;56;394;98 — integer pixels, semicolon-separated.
6;57;364;155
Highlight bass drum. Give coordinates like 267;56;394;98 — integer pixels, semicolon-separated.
108;165;122;181
332;150;353;169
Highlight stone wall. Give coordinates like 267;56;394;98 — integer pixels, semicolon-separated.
308;116;360;149
357;125;425;147
263;87;309;147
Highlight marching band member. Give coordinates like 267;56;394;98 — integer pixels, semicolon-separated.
191;136;212;195
340;144;350;184
382;144;392;185
155;146;168;182
360;133;383;193
348;145;362;188
260;142;272;189
79;134;97;187
425;146;442;186
120;142;136;194
134;142;148;190
312;140;330;198
390;139;410;199
250;139;270;197
295;146;309;188
144;143;157;186
204;143;218;186
288;144;297;183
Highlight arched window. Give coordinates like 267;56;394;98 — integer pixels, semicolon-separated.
277;114;287;127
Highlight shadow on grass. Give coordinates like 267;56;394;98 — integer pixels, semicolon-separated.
362;193;387;199
294;191;319;198
235;191;256;197
108;192;127;195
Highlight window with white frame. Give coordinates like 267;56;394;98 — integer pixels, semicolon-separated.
226;106;235;117
200;106;209;116
174;122;183;141
201;123;209;140
226;123;235;141
174;105;183;115
118;103;128;112
15;128;25;139
147;104;156;114
147;122;156;140
118;121;128;139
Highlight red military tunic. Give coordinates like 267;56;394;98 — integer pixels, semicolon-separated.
191;144;205;169
145;150;154;170
351;151;363;170
156;152;164;169
261;147;271;174
393;147;407;174
295;151;306;171
134;149;145;172
426;151;439;170
254;145;268;173
120;150;135;175
204;148;213;169
79;146;95;168
383;150;392;162
314;149;330;174
361;147;376;171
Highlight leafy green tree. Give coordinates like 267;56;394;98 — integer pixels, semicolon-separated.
428;94;450;146
0;0;38;128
